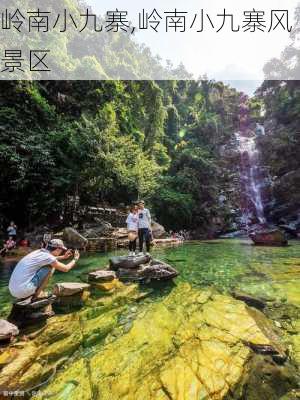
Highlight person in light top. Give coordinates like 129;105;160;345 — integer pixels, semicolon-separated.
0;236;16;257
7;221;17;241
9;239;80;302
126;204;139;256
137;200;152;255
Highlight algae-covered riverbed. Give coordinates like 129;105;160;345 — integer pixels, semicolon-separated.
0;239;300;399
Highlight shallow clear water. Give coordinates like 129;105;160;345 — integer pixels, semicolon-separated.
1;239;299;317
1;239;300;398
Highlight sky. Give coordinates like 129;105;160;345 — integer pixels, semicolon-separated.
88;0;298;95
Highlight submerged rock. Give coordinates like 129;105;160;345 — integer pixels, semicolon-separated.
29;283;296;400
249;229;288;246
232;291;266;311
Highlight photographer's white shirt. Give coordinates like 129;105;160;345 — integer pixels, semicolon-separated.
9;249;56;299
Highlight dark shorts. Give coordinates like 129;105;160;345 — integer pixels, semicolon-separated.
30;266;52;289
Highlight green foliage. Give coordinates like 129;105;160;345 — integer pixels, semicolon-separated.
0;78;242;231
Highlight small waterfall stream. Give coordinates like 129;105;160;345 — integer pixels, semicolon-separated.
235;132;267;229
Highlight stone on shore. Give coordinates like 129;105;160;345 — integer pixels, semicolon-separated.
62;227;88;249
151;221;166;238
249;229;288;246
0;320;19;342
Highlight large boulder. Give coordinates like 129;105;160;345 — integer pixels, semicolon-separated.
81;221;113;238
249;229;288;246
113;257;179;283
0;320;19;342
62;227;88;249
109;255;151;270
151;221;166;239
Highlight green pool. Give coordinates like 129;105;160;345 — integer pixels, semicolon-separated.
0;239;299;399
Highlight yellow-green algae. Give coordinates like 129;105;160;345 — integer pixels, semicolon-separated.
11;283;289;400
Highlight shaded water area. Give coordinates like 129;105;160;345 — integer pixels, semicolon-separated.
0;239;300;399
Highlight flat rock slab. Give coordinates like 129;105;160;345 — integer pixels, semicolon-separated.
14;295;57;310
88;270;116;283
53;283;90;297
0;320;19;341
109;255;151;270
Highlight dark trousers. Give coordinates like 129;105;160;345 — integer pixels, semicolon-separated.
129;239;137;252
138;228;150;252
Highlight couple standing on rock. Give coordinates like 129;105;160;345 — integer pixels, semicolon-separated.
126;200;152;256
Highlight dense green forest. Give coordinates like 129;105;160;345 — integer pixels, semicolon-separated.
1;78;299;235
0;80;241;233
0;0;300;236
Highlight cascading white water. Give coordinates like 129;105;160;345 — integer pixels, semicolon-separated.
235;132;267;227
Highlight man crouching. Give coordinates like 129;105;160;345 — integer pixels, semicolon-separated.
9;239;80;302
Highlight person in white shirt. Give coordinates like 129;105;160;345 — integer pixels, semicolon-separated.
9;239;80;302
137;200;152;254
126;204;139;256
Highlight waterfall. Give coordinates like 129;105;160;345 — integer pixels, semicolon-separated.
235;132;267;228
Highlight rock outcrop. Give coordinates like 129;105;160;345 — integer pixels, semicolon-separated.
249;229;288;246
